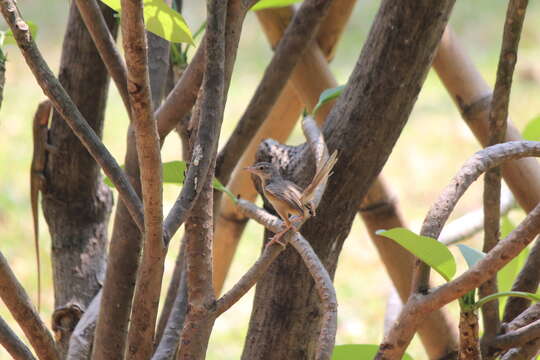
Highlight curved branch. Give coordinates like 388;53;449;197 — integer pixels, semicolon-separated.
491;319;540;351
379;141;540;359
0;0;144;231
413;141;540;293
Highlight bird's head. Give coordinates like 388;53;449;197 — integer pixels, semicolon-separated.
243;162;278;180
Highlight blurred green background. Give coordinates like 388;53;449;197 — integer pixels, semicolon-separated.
1;1;540;359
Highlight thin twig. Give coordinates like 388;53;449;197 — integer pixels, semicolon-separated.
441;187;516;245
0;316;36;360
481;1;529;349
215;0;334;185
0;252;59;360
0;0;144;231
120;0;164;358
74;0;131;114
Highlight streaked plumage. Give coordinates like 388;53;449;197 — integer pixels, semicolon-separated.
244;150;338;246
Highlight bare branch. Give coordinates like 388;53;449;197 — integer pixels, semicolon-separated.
289;234;337;360
412;141;540;294
74;0;130;114
119;0;164;358
0;0;144;231
379;141;540;359
481;1;529;349
0;252;59;360
492;319;540;352
440;187;515;245
0;316;35;360
215;0;335;185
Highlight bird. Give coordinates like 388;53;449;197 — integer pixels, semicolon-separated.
244;150;338;247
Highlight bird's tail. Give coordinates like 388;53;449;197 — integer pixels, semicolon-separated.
301;150;338;204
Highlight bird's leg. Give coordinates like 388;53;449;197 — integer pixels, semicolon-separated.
267;217;294;248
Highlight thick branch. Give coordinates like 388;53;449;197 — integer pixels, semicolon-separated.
0;316;35;360
0;252;58;360
0;0;144;231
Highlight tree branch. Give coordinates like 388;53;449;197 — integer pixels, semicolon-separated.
0;252;59;360
379;141;540;359
119;0;164;358
481;1;529;350
215;0;334;185
412;142;540;294
0;316;36;360
74;0;130;114
0;0;144;231
66;291;101;360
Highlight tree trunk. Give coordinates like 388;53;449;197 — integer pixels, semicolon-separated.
242;0;456;358
43;2;116;356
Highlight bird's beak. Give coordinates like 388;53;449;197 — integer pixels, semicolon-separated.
243;166;256;174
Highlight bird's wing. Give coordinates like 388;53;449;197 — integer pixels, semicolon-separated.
301;150;338;203
264;180;305;215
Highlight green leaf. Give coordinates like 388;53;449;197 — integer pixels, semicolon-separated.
100;0;194;44
456;244;485;268
377;228;456;281
522;115;540;141
251;0;303;11
104;161;236;201
213;177;238;203
332;344;414;360
4;21;38;45
313;85;346;115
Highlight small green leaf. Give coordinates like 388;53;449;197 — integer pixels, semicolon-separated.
213;177;238;203
251;0;303;11
377;228;456;281
313;85;346;115
4;21;38;45
104;161;236;200
523;115;540;141
332;344;414;360
100;0;194;44
162;161;186;184
456;244;485;268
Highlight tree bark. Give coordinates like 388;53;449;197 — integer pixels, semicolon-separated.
43;2;115;357
242;0;456;358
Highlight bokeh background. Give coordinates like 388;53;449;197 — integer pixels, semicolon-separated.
1;1;540;359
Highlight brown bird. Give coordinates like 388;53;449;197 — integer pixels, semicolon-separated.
244;150;338;247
